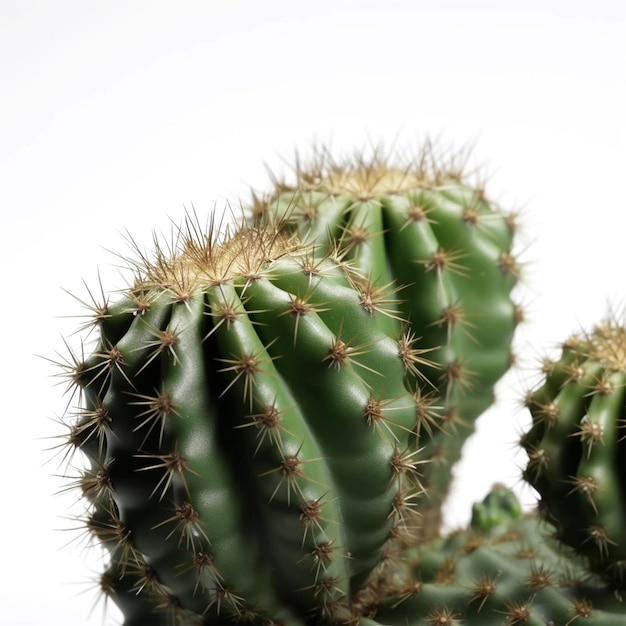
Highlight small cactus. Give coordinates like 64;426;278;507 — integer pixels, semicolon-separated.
521;313;626;592
53;216;430;624
250;143;522;540
369;486;626;625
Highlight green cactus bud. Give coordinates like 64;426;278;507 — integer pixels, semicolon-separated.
250;143;521;541
470;482;522;534
368;487;625;625
53;216;429;624
521;313;626;593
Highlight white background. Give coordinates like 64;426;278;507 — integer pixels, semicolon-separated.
1;1;624;624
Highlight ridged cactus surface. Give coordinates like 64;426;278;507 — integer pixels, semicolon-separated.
56;220;428;625
251;145;521;539
369;486;626;625
521;315;626;592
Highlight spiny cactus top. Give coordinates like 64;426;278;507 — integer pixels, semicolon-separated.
53;217;432;625
250;143;522;539
521;314;626;594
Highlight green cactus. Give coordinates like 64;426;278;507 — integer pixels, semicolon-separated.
521;314;626;593
54;218;429;625
367;486;626;625
250;143;521;540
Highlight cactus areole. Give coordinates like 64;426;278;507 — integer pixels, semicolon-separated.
55;218;431;624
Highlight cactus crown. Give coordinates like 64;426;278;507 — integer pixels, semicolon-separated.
586;319;626;371
259;141;473;203
125;219;303;292
299;164;435;200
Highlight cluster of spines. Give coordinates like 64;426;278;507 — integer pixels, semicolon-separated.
521;315;626;593
51;219;436;624
250;143;523;541
366;487;626;625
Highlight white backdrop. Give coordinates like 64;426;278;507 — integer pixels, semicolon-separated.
1;1;624;624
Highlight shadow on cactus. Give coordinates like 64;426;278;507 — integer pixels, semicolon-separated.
249;140;524;541
50;213;437;625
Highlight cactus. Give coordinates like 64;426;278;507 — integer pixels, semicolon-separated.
367;486;626;625
521;313;626;593
53;217;429;624
250;143;521;540
49;142;626;625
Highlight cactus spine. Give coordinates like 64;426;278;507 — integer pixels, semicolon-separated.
55;218;428;624
251;144;521;539
521;314;626;592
